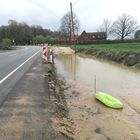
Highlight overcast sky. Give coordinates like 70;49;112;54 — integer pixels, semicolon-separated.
0;0;140;33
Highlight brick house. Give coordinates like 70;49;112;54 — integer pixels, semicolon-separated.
78;30;106;43
57;35;78;44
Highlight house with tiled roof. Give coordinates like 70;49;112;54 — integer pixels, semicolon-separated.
78;30;106;43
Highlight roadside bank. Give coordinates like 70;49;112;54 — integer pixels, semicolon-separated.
76;44;140;69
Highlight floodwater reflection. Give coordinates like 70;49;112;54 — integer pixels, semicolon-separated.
55;54;140;112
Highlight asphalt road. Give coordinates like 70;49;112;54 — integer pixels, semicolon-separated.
0;46;41;82
0;47;72;140
0;46;42;105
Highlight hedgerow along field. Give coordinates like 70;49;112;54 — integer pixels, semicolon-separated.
76;43;140;53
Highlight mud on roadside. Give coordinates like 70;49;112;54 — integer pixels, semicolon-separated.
0;54;75;140
44;63;75;140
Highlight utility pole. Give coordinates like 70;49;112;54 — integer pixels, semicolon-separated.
70;2;77;80
69;15;72;44
70;2;76;53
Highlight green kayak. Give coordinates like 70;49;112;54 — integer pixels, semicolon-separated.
95;92;123;109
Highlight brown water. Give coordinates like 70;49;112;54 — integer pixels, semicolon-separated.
55;54;140;95
54;54;140;140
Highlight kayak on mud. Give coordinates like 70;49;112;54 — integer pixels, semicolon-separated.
95;92;123;109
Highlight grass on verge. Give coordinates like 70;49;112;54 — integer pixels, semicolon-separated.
76;43;140;53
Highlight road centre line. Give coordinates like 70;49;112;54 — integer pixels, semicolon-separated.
0;49;41;85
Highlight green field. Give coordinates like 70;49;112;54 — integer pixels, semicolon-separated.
76;43;140;53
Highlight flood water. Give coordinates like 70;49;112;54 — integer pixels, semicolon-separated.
55;54;140;113
54;53;140;139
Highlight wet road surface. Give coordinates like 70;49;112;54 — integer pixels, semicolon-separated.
0;57;73;140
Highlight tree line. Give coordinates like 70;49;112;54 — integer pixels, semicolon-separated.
1;13;140;49
59;12;140;41
97;14;140;40
0;20;59;49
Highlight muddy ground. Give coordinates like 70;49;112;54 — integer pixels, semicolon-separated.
52;46;140;140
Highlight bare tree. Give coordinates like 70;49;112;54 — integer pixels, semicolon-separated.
60;11;80;42
111;14;138;40
60;12;71;40
97;19;112;39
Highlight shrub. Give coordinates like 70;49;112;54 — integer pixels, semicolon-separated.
1;38;12;50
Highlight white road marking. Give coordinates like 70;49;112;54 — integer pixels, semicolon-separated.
0;49;41;85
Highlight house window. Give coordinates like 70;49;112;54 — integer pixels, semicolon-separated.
92;35;95;39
